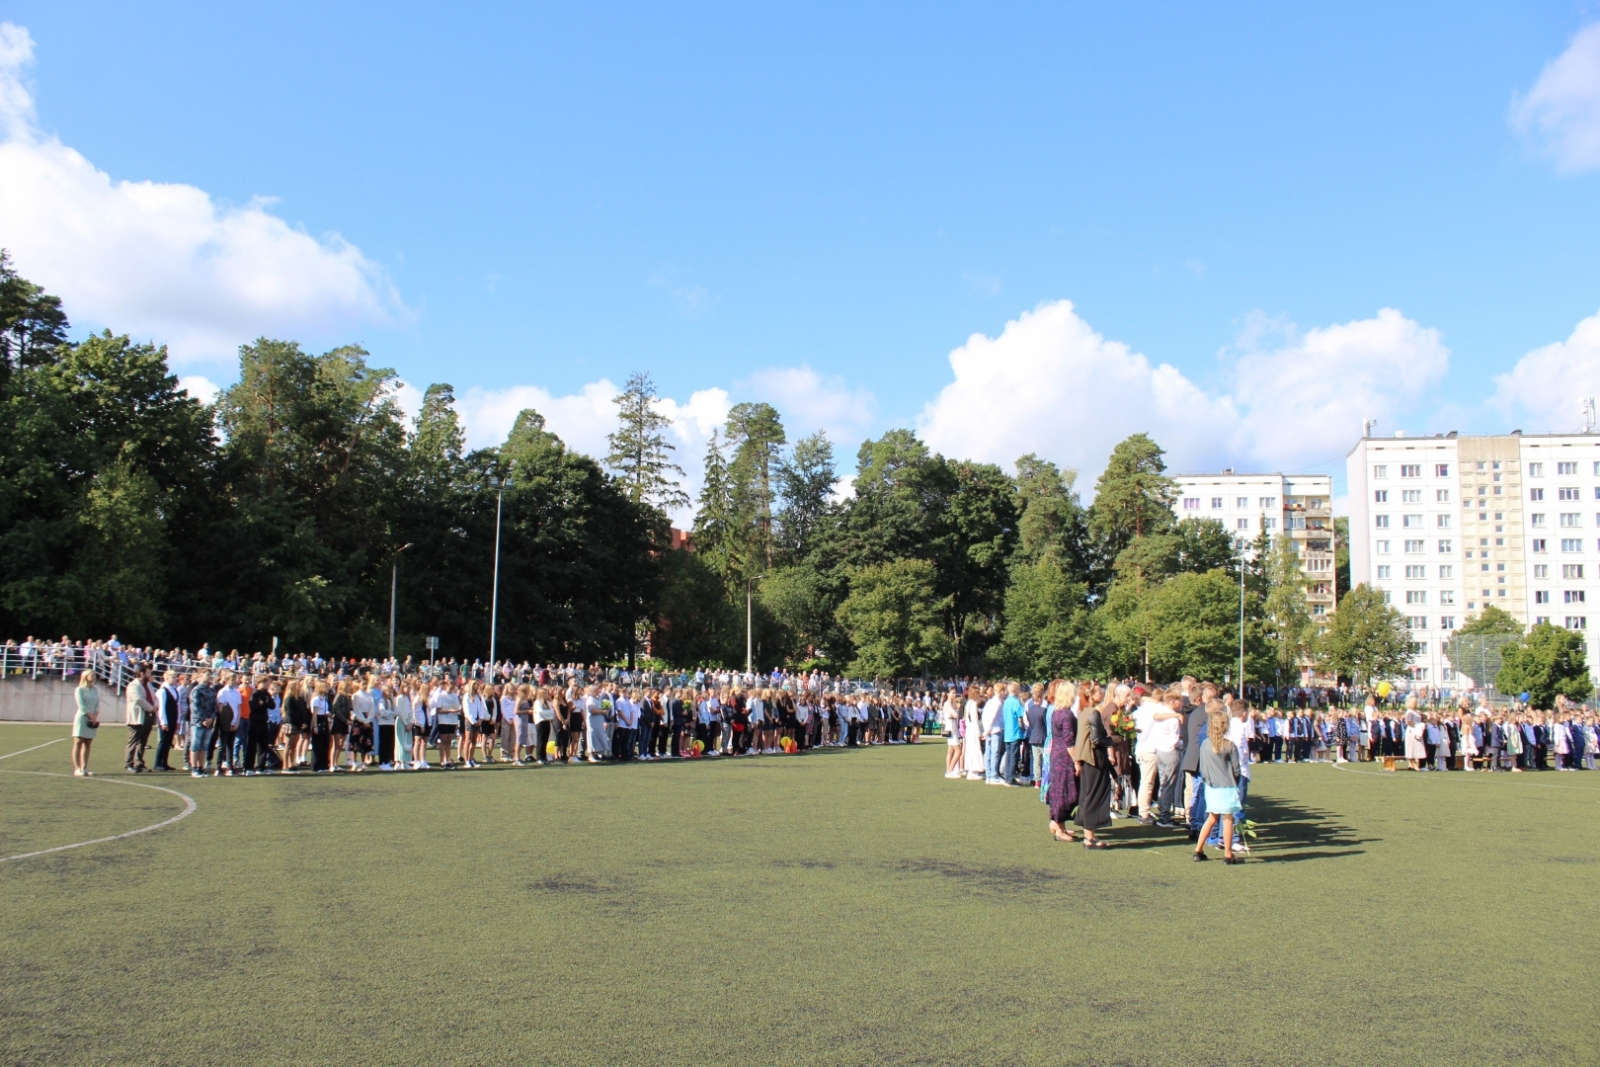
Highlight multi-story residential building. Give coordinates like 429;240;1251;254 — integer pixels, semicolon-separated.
1170;471;1337;621
1347;428;1600;688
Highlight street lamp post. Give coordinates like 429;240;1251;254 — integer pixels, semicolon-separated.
1236;537;1248;699
388;542;413;660
746;573;767;675
487;474;513;668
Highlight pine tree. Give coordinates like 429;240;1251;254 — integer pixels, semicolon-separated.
606;371;688;513
1262;534;1314;680
725;402;786;570
693;430;740;583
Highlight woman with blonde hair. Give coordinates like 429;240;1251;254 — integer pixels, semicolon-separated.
410;680;432;769
1044;680;1079;842
1192;702;1243;864
70;669;100;776
961;687;985;780
1403;695;1427;771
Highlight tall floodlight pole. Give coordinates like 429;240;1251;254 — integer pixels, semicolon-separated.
488;474;513;668
388;542;413;659
1238;537;1248;698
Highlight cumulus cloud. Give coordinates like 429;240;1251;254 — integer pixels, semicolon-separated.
1490;309;1600;431
1229;308;1448;470
1511;22;1600;172
916;300;1449;488
737;364;877;448
178;375;220;406
0;23;406;365
917;301;1239;486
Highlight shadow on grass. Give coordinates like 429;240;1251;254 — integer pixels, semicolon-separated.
1237;792;1374;862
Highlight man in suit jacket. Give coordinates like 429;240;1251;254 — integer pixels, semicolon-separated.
153;670;182;772
123;666;156;773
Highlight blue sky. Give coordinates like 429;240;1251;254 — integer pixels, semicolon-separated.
4;2;1600;514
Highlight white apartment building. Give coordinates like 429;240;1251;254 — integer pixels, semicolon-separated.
1347;429;1600;688
1170;471;1337;620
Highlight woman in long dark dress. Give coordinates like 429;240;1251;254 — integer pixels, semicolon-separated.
1074;694;1115;848
1046;680;1080;842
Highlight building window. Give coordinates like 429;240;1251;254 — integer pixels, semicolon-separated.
1439;565;1454;579
1560;487;1580;501
1376;540;1391;554
1373;465;1388;479
1373;490;1388;503
1402;489;1422;503
1376;565;1392;579
1183;497;1200;509
1405;540;1424;554
1211;497;1222;509
1262;517;1276;530
1558;461;1578;475
1381;590;1392;603
1532;513;1546;527
1375;515;1390;528
1535;615;1549;625
1566;617;1588;630
1407;616;1427;629
1533;539;1548;553
1562;540;1583;553
1437;540;1453;554
1403;514;1423;528
1561;513;1581;527
1494;486;1502;495
1404;565;1425;579
1439;616;1456;630
1534;564;1549;579
1260;497;1276;508
1435;463;1450;477
1530;488;1545;501
1436;489;1450;502
1440;590;1455;605
1312;604;1327;616
1564;564;1585;579
1566;590;1587;604
1529;462;1544;477
1237;518;1249;530
1436;514;1451;528
1401;464;1421;478
1406;590;1427;605
1478;486;1488;497
1535;590;1550;604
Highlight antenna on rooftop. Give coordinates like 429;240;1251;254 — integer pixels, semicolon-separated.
1583;397;1596;435
1362;418;1376;438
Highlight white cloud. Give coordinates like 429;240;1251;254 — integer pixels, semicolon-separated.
737;364;876;449
178;375;220;405
917;300;1239;487
1490;309;1600;431
1229;307;1448;470
916;300;1448;489
0;23;406;365
1511;22;1600;173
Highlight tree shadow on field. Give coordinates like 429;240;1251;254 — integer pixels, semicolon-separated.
1244;793;1374;862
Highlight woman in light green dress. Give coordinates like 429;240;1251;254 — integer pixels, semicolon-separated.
71;671;100;776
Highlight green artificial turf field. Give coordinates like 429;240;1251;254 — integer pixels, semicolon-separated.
2;721;1598;1067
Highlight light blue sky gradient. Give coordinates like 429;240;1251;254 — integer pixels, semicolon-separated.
5;2;1600;497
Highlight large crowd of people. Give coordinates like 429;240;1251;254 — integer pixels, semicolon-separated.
10;635;1597;868
938;678;1599;863
56;655;945;781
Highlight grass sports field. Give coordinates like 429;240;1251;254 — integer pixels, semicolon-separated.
2;723;1598;1067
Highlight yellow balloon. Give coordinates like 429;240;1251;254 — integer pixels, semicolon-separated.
693;739;705;753
1377;682;1392;698
545;741;557;756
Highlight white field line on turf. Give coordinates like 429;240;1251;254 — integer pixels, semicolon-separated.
0;771;197;864
0;738;65;761
1329;761;1600;793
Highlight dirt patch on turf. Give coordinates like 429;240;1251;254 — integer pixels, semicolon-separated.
528;874;619;895
771;857;836;870
894;858;1065;892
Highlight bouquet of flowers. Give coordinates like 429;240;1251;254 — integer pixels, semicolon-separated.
1107;707;1138;743
601;697;615;723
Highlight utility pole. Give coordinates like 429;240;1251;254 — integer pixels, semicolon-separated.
487;474;513;668
388;543;413;660
746;573;767;674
